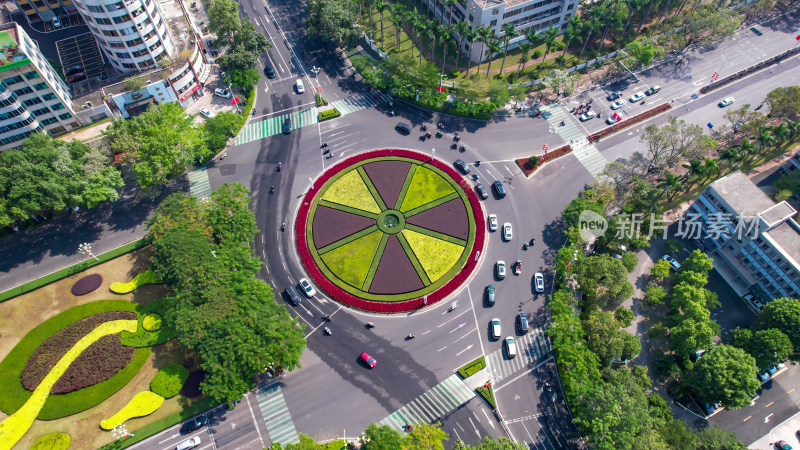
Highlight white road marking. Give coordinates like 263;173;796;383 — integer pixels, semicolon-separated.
468;416;481;436
456;345;474;356
480;408;495;429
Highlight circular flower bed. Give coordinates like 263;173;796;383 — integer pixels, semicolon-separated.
71;274;103;296
142;313;163;332
297;150;485;313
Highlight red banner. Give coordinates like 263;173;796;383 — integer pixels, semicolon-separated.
179;84;201;102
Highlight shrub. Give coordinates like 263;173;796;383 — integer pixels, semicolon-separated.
457;356;486;379
120;297;177;348
644;285;667;306
150;365;190;399
71;274;103;296
21;311;137;392
614;307;635;327
142;313;163;332
476;383;496;409
109;269;158;294
528;155;539;167
621;252;638;273
318;108;341;121
315;93;328;106
31;432;70;450
100;391;165;430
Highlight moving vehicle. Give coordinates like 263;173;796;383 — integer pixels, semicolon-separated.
629;92;645;103
285;286;301;305
298;278;316;297
502;223;512;241
492;181;506;198
645;86;661;95
176;437;201;450
610;100;626;110
180;415;207;434
661;254;681;271
488;214;498;231
504;336;517;358
517;313;529;334
719;97;735;107
475;183;488;200
606;91;622;101
264;66;276;79
490;318;502;339
485;285;495;306
395;122;412;135
214;88;232;99
360;352;377;368
454;159;470;175
496;260;506;279
199;108;213;118
513;260;522;275
282;118;292;134
579;111;596;121
534;272;544;292
295;79;305;93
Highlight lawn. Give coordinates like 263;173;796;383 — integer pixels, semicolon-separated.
399;166;455;212
402;229;465;282
0;247;206;449
320;230;384;289
321;170;381;214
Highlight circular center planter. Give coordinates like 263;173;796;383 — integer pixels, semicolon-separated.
296;150;486;313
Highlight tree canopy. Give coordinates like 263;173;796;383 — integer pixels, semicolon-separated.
757;297;800;352
574;254;634;309
765;86;800;118
730;327;793;371
307;0;360;48
208;0;271;91
685;345;760;409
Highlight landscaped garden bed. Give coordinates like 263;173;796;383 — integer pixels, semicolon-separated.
456;356;486;379
588;103;673;142
515;145;573;177
296;149;485;313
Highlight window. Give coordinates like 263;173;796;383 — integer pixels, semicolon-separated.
40;117;58;125
33;1;45;7
50;102;65;110
59;112;72;120
113;14;131;24
31;107;50;116
24;71;40;80
48;125;66;134
492;8;499;15
3;75;23;85
109;41;126;48
95;17;112;25
116;52;131;58
489;19;497;27
567;3;574;9
126;38;143;46
87;5;104;12
42;93;57;101
106;1;124;11
119;27;136;36
13;87;33;96
20;3;33;10
103;29;119;37
32;83;48;91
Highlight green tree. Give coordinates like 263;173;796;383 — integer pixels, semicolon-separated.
402;422;448;450
765;86;800;118
686;345;760;409
204;111;240;152
625;39;658;67
537;26;560;75
615;306;635;327
363;423;404;450
650;259;671;282
774;172;800;197
498;23;519;75
621;252;638;273
574;254;635;309
644;284;668;306
668;317;719;358
757;297;800;350
730;327;793;370
207;0;241;45
104;103;209;187
516;42;532;78
693;425;746;449
453;437;527;449
307;0;360;47
226;67;261;92
206;183;259;244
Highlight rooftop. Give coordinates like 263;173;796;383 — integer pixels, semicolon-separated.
708;172;775;218
765;220;800;269
160;0;194;57
761;202;796;226
472;0;549;11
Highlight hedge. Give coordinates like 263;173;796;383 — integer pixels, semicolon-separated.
588;103;672;142
456;356;486;379
0;300;151;420
31;432;70;450
318;108;341;121
142;313;162;332
476;384;497;409
149;365;189;399
0;238;151;303
110;269;159;294
315;93;328;106
100;391;165;430
119;297;176;348
515;145;573;177
71;274;103;296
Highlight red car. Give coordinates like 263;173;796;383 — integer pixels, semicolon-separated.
360;352;377;368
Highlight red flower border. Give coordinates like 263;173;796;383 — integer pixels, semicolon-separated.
295;149;486;313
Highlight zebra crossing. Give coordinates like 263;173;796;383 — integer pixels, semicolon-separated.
187;166;211;200
377;374;475;431
538;103;608;177
486;327;552;383
329;91;392;116
235;107;318;146
254;383;300;445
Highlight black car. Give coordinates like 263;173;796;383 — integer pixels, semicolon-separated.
395;122;412;135
66;65;83;76
485;285;495;306
264;66;276;79
180;415;208;434
475;183;488;200
606;91;622;101
454;159;470;175
492;181;505;198
750;26;764;36
517;313;529;334
282;118;291;134
285;286;301;305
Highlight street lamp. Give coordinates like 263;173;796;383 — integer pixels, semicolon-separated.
78;242;99;261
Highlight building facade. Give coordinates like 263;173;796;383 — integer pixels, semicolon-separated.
687;172;800;302
72;0;175;73
11;0;77;25
420;0;579;63
782;149;800;174
0;22;80;151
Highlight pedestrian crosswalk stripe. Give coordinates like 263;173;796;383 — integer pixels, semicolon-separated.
486;327;552;383
234;107;319;146
255;383;299;444
377;374;475;431
188;166;211;200
538;103;608;177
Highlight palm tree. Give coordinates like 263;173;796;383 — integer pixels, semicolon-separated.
658;172;684;201
475;26;493;75
464;27;478;76
416;20;429;66
538;26;560;75
755;128;776;155
389;5;405;50
682;159;705;186
376;0;389;46
771;123;789;146
445;0;457;26
441;24;454;76
365;0;375;31
718;147;742;171
560;17;580;69
598;0;621;51
579;17;602;61
621;0;647;37
517;42;532;78
785;119;800;140
734;138;755;164
702;157;720;182
405;9;422;60
453;20;470;71
485;38;502;77
498;23;519;75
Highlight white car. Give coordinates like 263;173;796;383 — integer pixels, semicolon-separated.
488;214;498;232
579;111;596;121
504;336;517;358
213;88;232;99
295;79;305;93
52;16;62;28
534;272;544;292
502;223;512;241
490;318;501;339
606;115;619;125
719;97;735;107
610;99;626;110
199;108;214;118
176;436;201;450
496;260;506;279
298;278;316;297
629;92;645;103
743;294;763;312
661;254;681;271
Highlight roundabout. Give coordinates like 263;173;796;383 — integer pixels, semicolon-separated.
296;149;485;313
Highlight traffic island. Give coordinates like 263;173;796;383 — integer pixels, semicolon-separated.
515;145;573;177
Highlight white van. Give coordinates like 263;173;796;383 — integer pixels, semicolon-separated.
295;79;305;94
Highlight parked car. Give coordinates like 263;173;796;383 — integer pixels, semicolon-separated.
454;159;470;175
661;254;681;270
534;272;544;292
719;97;735;107
485;285;495;306
298;278;316;297
295;79;305;93
199;108;214;118
744;294;763;312
490;318;502;339
629;92;645;102
360;352;377;368
488;214;498;231
180;416;208;434
517;313;529;334
66;72;86;83
282;118;292;134
579;111;596;121
751;27;764;36
496;260;506;279
611;100;626;110
606;91;622;101
285;286;301;305
775;440;792;450
492;181;506;198
606;115;620;125
502;223;512;241
264;65;276;78
176;437;201;450
214;88;232;99
395;122;412;135
66;65;83;76
52;16;62;28
504;336;517;358
645;85;661;95
475;183;488;200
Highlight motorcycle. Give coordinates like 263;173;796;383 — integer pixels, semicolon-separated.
420;125;427;132
472;173;480;181
277;162;282;172
459;146;465;152
435;130;443;138
523;243;528;250
366;322;375;328
323;327;331;335
475;160;481;166
451;143;458;149
448;301;457;311
640;99;646;105
437;122;444;129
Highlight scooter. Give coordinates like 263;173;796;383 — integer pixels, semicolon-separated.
435;130;443;138
323;327;331;335
475;160;481;166
459;146;465;152
366;322;375;328
277;162;282;172
451;143;458;149
523;243;528;250
448;301;457;311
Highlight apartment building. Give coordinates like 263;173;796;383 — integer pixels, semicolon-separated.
686;171;800;302
0;22;80;151
10;0;77;25
782;149;800;173
420;0;579;63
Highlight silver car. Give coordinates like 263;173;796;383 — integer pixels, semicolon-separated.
490;318;501;339
496;260;506;279
534;272;544;292
488;214;498;232
502;223;512;241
